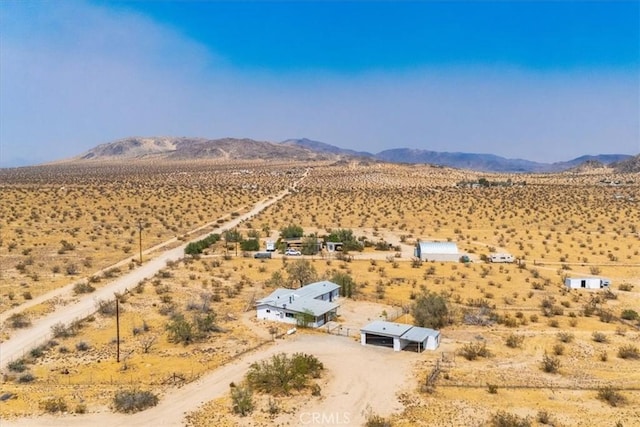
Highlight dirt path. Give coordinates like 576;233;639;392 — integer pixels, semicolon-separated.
2;333;417;427
0;184;297;369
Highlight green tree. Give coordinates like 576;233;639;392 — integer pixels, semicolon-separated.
223;229;242;243
266;270;285;288
240;238;260;251
165;313;194;345
412;292;449;329
301;235;320;255
280;224;304;239
331;271;356;298
286;259;318;288
326;229;363;252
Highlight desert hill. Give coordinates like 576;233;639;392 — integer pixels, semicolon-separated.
69;136;635;173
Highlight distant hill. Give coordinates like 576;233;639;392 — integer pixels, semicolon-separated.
281;138;373;158
66;136;635;173
75;137;334;162
611;154;640;173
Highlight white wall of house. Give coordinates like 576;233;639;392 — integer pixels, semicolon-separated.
425;335;440;350
256;305;298;325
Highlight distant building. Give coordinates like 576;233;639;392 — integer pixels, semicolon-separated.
414;241;459;261
565;277;610;290
489;253;514;263
255;281;340;328
360;320;440;352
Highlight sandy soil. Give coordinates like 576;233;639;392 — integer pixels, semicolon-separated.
0;187;293;370
2;333;417;427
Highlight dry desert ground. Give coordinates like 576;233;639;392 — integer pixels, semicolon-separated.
1;160;639;426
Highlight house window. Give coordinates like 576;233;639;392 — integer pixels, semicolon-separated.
266;309;271;313
285;312;295;318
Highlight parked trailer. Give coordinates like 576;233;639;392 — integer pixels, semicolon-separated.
564;277;611;290
489;253;514;263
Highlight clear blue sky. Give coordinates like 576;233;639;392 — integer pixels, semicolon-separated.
1;0;638;166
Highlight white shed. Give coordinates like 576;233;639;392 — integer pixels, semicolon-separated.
414;241;459;261
564;277;610;290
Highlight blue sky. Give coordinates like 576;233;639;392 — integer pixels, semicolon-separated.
1;1;638;166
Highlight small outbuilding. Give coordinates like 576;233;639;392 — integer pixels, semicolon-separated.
414;241;459;261
565;277;611;290
360;320;440;352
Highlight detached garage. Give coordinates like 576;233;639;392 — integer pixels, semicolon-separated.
360;320;441;352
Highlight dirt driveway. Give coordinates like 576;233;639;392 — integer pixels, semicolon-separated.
3;332;419;427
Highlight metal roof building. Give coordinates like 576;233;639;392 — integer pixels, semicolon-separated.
360;320;441;352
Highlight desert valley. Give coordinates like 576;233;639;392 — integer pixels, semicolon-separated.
1;140;639;427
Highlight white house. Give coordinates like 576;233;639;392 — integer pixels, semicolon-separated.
565;277;611;290
414;241;459;261
489;253;514;263
255;281;340;328
360;320;440;352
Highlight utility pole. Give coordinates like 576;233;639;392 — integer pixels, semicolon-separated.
137;219;143;264
115;293;120;363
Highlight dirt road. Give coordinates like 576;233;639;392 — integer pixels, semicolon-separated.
0;187;293;369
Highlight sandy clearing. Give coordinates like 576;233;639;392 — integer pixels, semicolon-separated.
2;333;418;427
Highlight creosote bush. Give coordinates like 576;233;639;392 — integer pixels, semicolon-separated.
112;389;159;413
541;353;561;373
230;384;254;416
245;352;323;396
490;411;532;427
459;342;491;361
617;345;639;360
597;386;626;407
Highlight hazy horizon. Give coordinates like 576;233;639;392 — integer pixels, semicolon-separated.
1;1;638;167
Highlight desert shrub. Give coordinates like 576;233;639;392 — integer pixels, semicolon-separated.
487;383;499;394
597;386;626;407
620;309;639;321
74;403;87;414
459;342;491;361
96;299;117;316
490;411;532;427
40;397;67;413
365;413;393;427
552;344;565;356
113;389;158;413
536;410;554;425
592;331;608;343
230;384;254;416
184;233;220;255
73;281;95;295
51;322;76;338
17;372;36;383
618;283;634;292
505;334;524;349
29;345;46;359
412;291;449;329
8;359;27;373
246;352;323;396
541;353;561;373
556;332;574;343
7;313;31;328
75;341;90;351
165;313;195;345
617;345;640;360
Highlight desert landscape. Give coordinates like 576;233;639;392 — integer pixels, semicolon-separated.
1;156;639;427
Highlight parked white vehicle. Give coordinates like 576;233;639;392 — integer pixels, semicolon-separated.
285;248;302;256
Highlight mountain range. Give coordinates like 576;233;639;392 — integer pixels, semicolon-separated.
70;136;637;173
